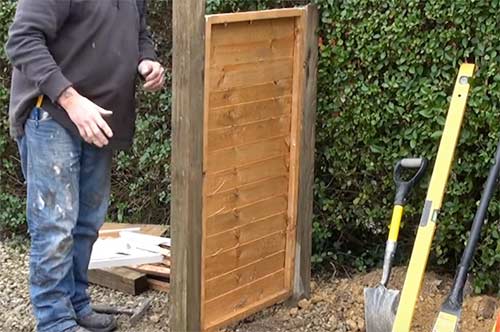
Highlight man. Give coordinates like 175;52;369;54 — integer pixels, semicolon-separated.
5;1;164;331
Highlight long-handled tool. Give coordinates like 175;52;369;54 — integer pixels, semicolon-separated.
364;158;428;332
392;63;476;332
432;138;500;332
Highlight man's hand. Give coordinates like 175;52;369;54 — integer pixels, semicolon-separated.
58;87;114;147
138;60;165;92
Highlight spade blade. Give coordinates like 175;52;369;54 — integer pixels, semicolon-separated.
364;285;400;332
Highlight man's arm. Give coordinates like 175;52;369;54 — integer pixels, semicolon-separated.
136;0;165;92
6;0;113;147
6;0;72;103
137;0;157;62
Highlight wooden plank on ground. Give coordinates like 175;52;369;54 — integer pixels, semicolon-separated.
131;264;171;278
204;270;286;327
170;0;205;331
209;79;293;108
147;278;170;293
204;231;286;279
207;116;291;152
205;251;285;301
205;176;289;216
290;4;318;303
88;267;148;296
208;96;292;129
204;155;289;195
206;136;289;173
205;213;287;256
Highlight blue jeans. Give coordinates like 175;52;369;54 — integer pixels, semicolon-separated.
17;108;112;332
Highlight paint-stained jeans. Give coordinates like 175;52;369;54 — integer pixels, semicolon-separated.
17;108;112;332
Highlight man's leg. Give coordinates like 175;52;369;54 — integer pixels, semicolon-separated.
71;143;112;318
24;112;81;332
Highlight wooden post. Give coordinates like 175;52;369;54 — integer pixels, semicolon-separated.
291;4;319;303
170;1;206;331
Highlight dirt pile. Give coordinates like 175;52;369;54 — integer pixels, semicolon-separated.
225;267;499;332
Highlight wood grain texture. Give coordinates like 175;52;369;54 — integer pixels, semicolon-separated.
206;136;290;173
171;1;205;331
210;58;294;90
210;79;293;108
204;270;286;328
290;4;318;303
147;278;170;293
205;251;285;301
207;116;291;152
208;96;292;129
206;8;304;25
205;176;289;216
206;195;288;236
210;17;295;47
204;231;286;280
201;7;313;330
204;155;289;195
88;267;148;296
205;212;287;256
211;36;294;67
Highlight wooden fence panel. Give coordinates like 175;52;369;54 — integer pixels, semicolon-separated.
201;6;317;331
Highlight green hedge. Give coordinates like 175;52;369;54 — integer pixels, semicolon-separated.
1;0;499;293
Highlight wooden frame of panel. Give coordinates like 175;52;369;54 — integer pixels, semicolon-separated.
171;3;318;331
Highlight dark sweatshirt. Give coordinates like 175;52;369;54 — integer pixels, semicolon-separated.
6;0;157;150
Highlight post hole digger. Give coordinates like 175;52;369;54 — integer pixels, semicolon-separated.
432;137;500;332
392;63;476;332
364;158;428;332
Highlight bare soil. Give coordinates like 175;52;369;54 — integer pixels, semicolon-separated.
223;267;499;332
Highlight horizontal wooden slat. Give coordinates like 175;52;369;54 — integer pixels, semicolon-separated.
205;213;287;256
208;96;292;129
206;195;288;237
207;116;291;152
206;176;289;217
204;231;286;279
204;269;286;326
205;156;289;195
211;36;294;67
205;251;285;301
210;58;293;90
210;17;294;47
206;136;289;173
209;79;293;108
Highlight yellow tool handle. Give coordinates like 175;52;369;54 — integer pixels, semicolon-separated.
392;63;475;332
388;205;404;242
36;95;44;108
494;311;500;332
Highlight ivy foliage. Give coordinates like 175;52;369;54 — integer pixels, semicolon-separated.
0;0;499;292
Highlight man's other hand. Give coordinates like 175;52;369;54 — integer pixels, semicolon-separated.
138;60;165;92
58;87;114;147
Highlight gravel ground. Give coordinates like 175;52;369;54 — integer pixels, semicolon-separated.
1;240;498;332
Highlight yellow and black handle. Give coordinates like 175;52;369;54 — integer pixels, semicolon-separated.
380;158;428;287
